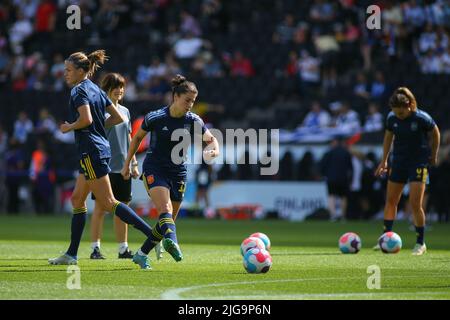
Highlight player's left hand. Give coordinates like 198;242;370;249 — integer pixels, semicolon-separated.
60;122;72;133
131;166;140;179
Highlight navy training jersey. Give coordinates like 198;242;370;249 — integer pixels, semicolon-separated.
141;106;208;175
69;79;113;159
386;109;436;167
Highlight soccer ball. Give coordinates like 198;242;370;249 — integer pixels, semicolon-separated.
378;231;402;254
243;248;272;273
338;232;361;254
240;236;265;256
249;232;271;251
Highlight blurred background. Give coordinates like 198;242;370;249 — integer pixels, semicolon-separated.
0;0;450;224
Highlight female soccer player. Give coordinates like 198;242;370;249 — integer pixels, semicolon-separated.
375;87;440;255
89;72;150;259
49;50;154;268
121;74;219;264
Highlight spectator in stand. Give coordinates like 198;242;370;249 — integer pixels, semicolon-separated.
285;51;298;77
418;23;436;54
370;71;387;101
364;102;383;133
420;48;442;74
5;137;26;214
228;50;255;77
335;101;361;133
173;31;204;60
33;0;57;55
50;53;65;91
0;46;10;88
180;10;202;38
29;139;55;213
299;101;331;130
272;14;296;44
13;111;34;144
35;107;57;134
353;72;370;100
297;49;320;95
9;10;33;54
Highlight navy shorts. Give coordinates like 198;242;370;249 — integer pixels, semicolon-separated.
142;169;186;202
91;172;132;202
78;153;111;180
389;165;429;184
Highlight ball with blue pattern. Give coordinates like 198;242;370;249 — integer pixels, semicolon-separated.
378;231;402;254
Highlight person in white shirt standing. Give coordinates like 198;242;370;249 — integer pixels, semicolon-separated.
89;73;162;260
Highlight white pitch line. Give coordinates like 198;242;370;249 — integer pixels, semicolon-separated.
161;274;450;300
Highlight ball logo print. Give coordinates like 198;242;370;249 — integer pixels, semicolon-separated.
378;232;402;254
338;232;361;254
243;248;272;274
240;237;265;256
249;232;271;251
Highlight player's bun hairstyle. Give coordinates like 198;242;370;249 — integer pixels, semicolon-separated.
101;73;126;94
171;74;198;97
389;87;417;111
66;50;108;78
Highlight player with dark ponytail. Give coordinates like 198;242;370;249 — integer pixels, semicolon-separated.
49;51;155;269
122;74;220;268
374;87;440;255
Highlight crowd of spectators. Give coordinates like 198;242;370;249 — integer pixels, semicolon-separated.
1;0;450;219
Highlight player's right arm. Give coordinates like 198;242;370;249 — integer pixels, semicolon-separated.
122;127;147;180
375;129;394;177
60;105;93;133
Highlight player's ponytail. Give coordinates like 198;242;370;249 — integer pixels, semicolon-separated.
171;74;198;97
87;50;108;78
66;50;108;78
389;87;417;111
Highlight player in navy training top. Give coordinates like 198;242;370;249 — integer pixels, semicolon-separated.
375;87;440;255
122;74;220;264
48;50;155;269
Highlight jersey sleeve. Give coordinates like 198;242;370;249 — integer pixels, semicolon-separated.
141;111;158;132
101;90;113;107
419;112;436;131
385;112;394;131
72;87;89;110
192;114;208;135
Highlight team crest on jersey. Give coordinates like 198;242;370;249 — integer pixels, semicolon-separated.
146;175;155;185
411;122;418;131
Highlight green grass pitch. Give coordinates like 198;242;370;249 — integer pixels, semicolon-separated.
0;215;449;300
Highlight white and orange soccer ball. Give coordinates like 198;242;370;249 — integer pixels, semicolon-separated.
378;231;402;253
240;236;265;256
243;248;272;273
338;232;362;254
249;232;271;251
